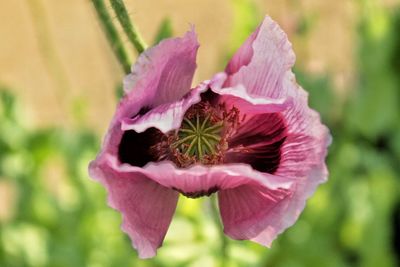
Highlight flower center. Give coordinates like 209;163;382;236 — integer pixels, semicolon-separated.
173;114;223;158
166;101;240;168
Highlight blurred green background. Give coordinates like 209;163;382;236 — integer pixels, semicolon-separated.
1;0;400;266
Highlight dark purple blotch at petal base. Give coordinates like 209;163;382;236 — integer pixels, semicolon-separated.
225;113;287;174
118;128;163;167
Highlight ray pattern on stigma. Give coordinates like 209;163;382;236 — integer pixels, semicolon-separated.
172;114;223;160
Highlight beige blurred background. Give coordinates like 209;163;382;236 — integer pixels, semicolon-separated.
0;0;398;132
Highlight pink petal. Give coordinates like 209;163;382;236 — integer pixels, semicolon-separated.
218;77;330;248
110;158;296;246
121;82;207;133
233;79;330;247
225;26;261;76
218;183;292;244
275;72;331;180
121;76;292;137
112;157;293;199
89;159;179;259
210;72;292;116
218;106;329;246
249;164;328;247
220;16;331;246
93;29;199;168
224;16;296;99
123;29;199;107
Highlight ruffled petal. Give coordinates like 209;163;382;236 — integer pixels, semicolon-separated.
248;164;328;247
121;82;207;133
225;26;261;76
89;160;179;259
108;155;293;198
210;73;292;116
218;114;328;247
92;29;199;169
123;29;199;107
229;74;330;248
275;72;331;179
220;16;331;246
218;74;330;248
224;16;296;99
107;157;296;245
210;73;291;175
218;183;292;245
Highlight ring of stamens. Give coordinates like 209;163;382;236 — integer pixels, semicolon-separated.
166;101;240;168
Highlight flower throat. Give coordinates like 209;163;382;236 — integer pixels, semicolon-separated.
173;114;223;159
155;101;240;168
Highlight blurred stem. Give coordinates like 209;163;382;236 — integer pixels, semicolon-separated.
109;0;147;53
210;195;229;267
91;0;131;73
27;0;69;106
153;17;173;44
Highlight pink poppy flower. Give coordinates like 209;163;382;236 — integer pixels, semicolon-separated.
89;16;330;258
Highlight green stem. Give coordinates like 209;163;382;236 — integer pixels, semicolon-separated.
210;196;229;267
27;0;69;104
91;0;131;73
109;0;147;54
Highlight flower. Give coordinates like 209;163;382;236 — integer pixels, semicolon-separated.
89;16;331;259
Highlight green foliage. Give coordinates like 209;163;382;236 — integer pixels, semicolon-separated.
294;70;337;127
153;18;173;45
346;4;400;140
221;0;261;67
229;0;260;52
